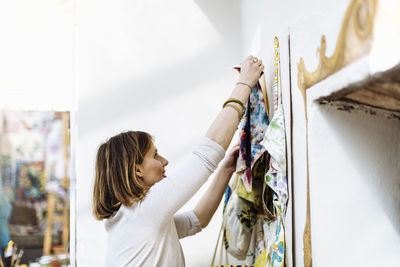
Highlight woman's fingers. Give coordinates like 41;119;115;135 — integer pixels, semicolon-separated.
231;147;240;157
238;55;264;87
222;143;240;169
229;144;240;160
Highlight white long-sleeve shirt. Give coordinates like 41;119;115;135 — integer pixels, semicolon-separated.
104;137;225;267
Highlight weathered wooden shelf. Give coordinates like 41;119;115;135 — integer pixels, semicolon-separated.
317;63;400;112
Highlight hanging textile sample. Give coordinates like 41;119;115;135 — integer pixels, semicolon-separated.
236;81;270;193
220;37;288;267
223;73;270;260
254;37;288;267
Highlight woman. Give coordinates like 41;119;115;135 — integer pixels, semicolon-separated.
93;55;264;266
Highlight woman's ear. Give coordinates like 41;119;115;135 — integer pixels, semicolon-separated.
135;165;143;178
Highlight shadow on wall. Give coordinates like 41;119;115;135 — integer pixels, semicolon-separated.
193;0;241;47
320;104;400;235
79;1;244;135
79;44;238;135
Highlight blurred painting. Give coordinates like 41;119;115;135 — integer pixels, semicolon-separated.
0;109;70;263
15;161;45;200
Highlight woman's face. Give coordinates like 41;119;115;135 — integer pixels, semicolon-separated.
137;142;168;187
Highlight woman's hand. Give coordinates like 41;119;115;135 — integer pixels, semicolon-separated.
205;56;261;150
220;143;240;174
238;55;264;88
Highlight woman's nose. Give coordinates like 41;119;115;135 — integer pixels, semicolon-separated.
161;156;168;166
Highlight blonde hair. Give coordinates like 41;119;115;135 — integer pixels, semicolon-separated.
93;131;152;220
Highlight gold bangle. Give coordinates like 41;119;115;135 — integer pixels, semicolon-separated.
236;82;252;90
224;103;244;120
223;98;245;110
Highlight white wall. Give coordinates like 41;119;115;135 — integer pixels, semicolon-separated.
76;0;241;266
307;99;400;267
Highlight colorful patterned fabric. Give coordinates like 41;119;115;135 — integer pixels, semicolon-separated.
223;157;268;260
236;153;268;231
254;37;288;267
236;154;267;208
221;38;287;267
236;82;269;193
223;77;270;263
223;190;252;259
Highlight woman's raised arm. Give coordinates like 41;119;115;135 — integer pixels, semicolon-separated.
205;55;264;150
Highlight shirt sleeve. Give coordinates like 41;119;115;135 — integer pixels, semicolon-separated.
136;137;225;226
173;210;202;239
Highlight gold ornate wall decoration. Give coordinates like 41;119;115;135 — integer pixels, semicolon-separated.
297;0;377;107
